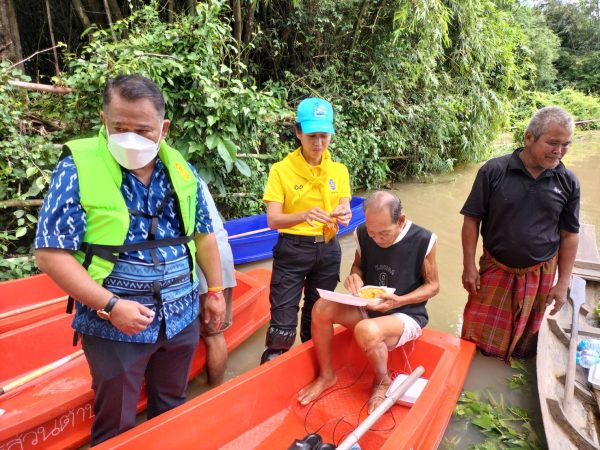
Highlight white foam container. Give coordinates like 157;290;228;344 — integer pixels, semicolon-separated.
388;374;429;407
588;362;600;389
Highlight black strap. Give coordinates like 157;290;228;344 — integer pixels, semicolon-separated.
80;234;193;261
127;190;176;267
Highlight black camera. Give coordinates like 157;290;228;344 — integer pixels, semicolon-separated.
287;433;336;450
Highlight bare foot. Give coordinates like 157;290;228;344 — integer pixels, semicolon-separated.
297;374;337;405
368;382;390;414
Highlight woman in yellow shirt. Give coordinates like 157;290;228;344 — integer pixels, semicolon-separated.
261;98;352;364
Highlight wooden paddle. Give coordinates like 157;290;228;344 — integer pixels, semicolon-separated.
0;296;68;319
227;227;271;239
0;349;84;396
563;275;586;415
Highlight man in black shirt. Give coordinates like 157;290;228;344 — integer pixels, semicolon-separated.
460;106;580;361
297;191;439;413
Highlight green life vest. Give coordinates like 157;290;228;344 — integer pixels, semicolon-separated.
65;128;198;286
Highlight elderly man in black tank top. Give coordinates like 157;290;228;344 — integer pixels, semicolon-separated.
297;190;440;413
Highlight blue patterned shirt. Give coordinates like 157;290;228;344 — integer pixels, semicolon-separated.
35;155;213;343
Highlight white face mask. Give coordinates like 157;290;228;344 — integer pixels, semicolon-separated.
105;125;162;170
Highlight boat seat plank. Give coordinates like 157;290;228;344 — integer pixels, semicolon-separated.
576;224;600;264
557;374;594;404
547;398;600;450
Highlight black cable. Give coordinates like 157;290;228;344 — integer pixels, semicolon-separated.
302;362;369;436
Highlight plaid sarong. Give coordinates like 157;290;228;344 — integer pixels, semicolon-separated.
461;250;557;361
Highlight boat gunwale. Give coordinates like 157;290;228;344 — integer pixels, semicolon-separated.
0;269;269;445
97;327;475;449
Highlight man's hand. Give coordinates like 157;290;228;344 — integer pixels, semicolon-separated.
201;292;226;332
547;284;568;315
109;299;155;336
331;204;352;227
365;292;398;313
344;273;364;296
462;262;480;295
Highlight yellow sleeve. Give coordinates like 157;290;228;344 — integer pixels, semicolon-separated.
338;163;351;199
263;163;285;203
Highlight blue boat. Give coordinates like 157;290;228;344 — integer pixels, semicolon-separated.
224;196;366;265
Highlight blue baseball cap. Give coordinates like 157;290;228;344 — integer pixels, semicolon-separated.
296;98;335;135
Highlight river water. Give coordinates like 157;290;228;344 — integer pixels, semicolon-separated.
190;131;600;448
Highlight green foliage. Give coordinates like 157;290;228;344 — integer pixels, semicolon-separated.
540;0;600;94
512;88;600;142
0;0;542;279
0;62;62;278
453;390;543;449
513;6;560;91
56;0;290;216
270;0;528;185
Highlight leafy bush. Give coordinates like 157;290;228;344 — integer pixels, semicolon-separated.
0;62;62;278
56;1;290;217
512;88;600;142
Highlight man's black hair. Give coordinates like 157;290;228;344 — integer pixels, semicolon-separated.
103;74;165;118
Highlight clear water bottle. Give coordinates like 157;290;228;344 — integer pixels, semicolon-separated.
577;338;600;353
576;349;600;369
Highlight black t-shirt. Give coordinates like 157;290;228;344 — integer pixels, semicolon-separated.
357;222;432;328
460;148;580;268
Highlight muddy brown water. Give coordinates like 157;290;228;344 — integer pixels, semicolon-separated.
86;131;599;448
218;131;600;449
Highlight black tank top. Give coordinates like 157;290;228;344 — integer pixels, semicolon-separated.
357;222;432;327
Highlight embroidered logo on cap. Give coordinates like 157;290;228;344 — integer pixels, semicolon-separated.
329;179;336;190
314;104;328;118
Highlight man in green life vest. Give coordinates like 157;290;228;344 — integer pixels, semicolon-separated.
34;75;225;445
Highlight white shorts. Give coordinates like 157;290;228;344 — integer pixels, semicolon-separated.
360;309;422;349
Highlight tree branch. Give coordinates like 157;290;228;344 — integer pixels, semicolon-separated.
7;45;64;71
8;80;72;94
0;199;43;208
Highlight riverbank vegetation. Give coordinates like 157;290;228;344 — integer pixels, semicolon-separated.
1;0;600;276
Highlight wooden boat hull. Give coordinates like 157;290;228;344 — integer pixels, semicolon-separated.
537;229;600;450
0;269;271;450
225;196;366;264
98;327;475;450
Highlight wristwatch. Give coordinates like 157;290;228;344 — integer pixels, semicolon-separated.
97;295;119;320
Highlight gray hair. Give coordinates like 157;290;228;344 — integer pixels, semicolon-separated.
103;74;165;119
525;106;574;141
363;190;403;223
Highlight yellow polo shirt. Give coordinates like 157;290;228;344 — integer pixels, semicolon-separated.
263;149;351;236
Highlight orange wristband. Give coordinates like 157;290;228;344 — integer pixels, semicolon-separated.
208;286;224;292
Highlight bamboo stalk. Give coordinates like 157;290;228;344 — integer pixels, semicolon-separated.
70;0;91;28
43;0;60;76
0;296;68;319
107;0;122;20
102;0;117;41
0;350;84;396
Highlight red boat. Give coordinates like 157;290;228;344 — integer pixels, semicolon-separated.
0;268;271;450
0;274;68;334
99;326;475;450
